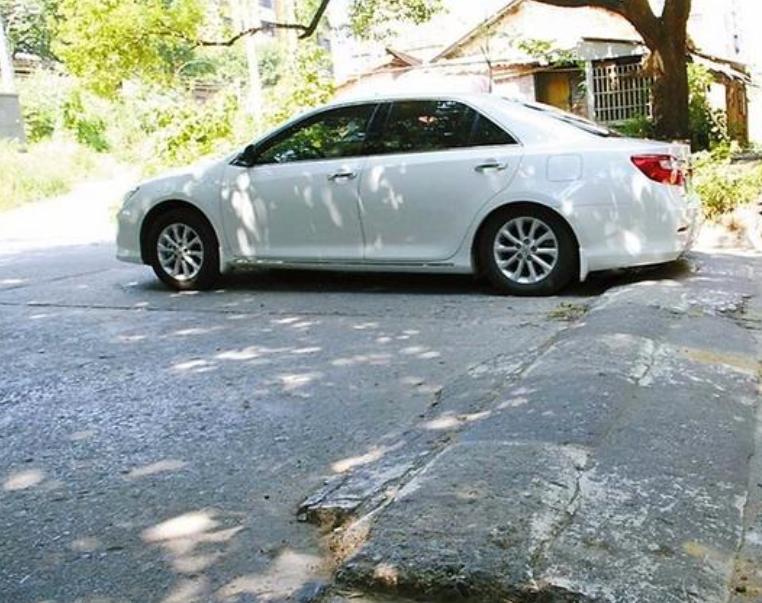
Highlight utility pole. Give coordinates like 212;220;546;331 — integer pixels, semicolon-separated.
0;13;26;142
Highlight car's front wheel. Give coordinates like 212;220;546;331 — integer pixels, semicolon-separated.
146;209;220;291
478;205;577;296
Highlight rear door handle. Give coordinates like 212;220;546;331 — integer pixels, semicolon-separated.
475;161;508;173
328;171;357;182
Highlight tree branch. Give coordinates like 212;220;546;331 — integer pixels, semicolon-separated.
298;0;332;39
171;0;333;48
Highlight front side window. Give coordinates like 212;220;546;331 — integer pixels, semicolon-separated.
256;104;376;165
376;100;517;155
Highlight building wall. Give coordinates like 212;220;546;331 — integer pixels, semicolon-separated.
0;92;25;142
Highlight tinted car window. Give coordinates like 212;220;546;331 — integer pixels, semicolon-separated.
256;104;376;164
471;114;518;146
376;100;516;154
377;100;473;154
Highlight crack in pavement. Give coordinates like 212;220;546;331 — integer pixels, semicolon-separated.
299;304;591;531
0;298;564;321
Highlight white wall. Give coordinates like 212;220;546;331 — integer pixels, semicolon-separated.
736;0;762;143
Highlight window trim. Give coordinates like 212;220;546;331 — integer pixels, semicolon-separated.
231;98;523;168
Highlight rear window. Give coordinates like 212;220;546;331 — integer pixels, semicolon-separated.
518;101;621;138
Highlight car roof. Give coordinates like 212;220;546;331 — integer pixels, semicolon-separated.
326;91;512;107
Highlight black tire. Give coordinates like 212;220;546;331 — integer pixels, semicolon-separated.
478;205;577;296
145;208;220;291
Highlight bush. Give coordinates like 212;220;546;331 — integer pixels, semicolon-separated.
16;71;70;142
18;71;113;151
0;139;112;211
693;150;762;219
63;89;110;152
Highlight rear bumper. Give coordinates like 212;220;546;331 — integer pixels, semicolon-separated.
574;190;701;278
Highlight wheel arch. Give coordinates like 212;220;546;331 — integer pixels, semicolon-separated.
470;200;582;280
139;199;220;265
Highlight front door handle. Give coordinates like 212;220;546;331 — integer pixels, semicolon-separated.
328;171;357;182
475;161;508;173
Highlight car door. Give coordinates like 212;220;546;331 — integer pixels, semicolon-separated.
359;99;523;262
221;103;377;261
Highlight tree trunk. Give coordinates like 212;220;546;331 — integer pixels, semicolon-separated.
650;35;690;141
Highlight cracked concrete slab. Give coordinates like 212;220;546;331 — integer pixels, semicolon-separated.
318;253;762;603
336;440;587;601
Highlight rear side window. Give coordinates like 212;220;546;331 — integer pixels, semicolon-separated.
471;114;518;146
256;104;376;164
375;100;516;155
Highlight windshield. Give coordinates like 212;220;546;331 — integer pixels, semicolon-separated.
513;100;622;138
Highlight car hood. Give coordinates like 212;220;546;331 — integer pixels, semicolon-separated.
139;155;229;188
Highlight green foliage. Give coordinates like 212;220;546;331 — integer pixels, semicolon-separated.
62;89;110;151
258;41;285;88
688;63;728;151
0;139;109;211
615;115;655;139
53;0;204;97
693;149;762;219
264;41;334;126
16;70;68;141
17;71;111;150
149;91;238;169
0;0;59;59
104;82;241;172
348;0;443;40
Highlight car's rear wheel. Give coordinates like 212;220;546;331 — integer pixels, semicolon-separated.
478;205;577;296
146;209;220;291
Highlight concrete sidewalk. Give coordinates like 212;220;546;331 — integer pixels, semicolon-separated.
304;252;762;602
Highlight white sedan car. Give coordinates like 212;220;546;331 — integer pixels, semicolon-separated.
116;93;699;296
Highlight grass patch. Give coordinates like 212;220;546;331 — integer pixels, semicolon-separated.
0;139;115;212
693;155;762;220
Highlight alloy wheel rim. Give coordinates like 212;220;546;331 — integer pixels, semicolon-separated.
493;216;559;284
157;223;204;281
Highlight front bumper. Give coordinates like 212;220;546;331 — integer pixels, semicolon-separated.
116;205;144;265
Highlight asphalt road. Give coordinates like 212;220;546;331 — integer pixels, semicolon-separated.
0;188;708;603
0;187;625;603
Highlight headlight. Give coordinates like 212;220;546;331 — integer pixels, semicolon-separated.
118;186;141;221
123;186;141;204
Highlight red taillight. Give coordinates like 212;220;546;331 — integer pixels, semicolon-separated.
631;154;685;187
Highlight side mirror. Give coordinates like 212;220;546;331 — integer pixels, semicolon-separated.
232;144;257;167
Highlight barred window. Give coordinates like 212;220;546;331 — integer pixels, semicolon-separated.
592;59;653;124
